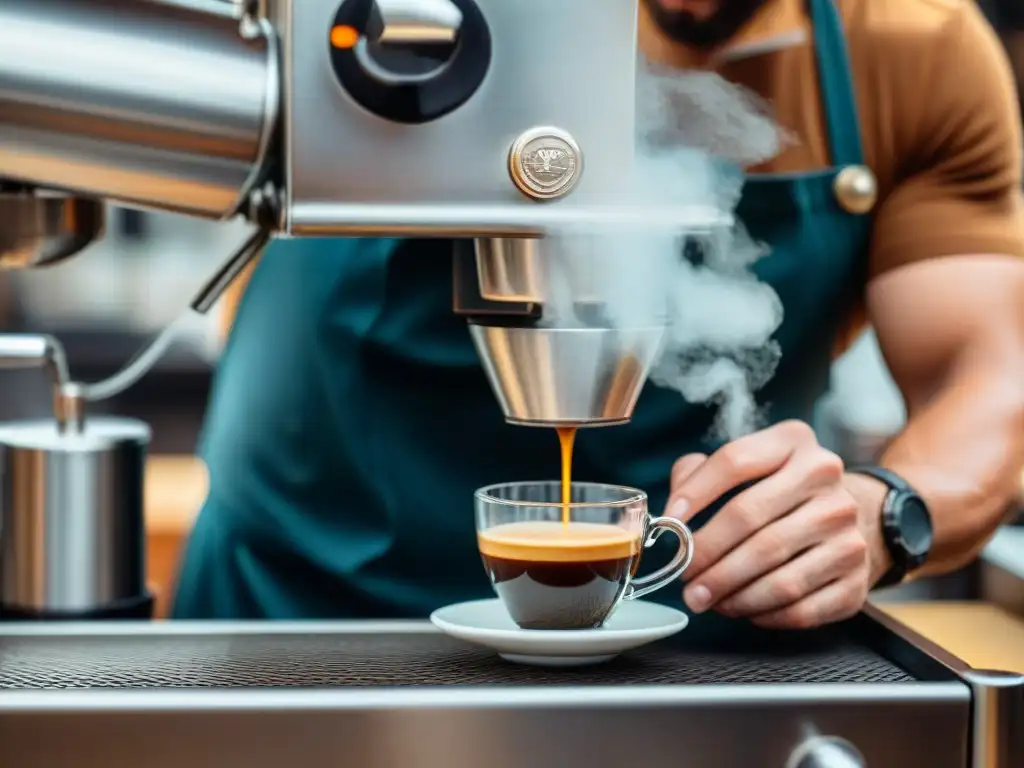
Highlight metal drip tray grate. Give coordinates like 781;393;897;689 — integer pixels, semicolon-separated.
0;631;913;689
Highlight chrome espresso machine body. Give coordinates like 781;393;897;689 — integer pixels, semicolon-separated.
0;1;1021;767
0;0;658;620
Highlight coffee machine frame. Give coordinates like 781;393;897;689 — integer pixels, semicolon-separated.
0;0;736;433
0;0;671;618
0;0;648;240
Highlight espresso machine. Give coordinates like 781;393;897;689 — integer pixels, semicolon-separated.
0;1;1021;767
0;0;709;620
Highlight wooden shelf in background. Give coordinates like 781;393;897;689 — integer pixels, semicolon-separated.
146;456;207;618
878;601;1024;673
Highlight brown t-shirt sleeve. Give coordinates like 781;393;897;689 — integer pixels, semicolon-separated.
869;2;1024;278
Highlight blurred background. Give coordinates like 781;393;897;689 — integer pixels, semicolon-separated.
0;1;1020;615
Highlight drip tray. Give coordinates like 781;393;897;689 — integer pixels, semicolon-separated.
0;630;913;689
0;618;972;768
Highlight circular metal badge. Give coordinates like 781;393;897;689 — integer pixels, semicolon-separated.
508;127;582;201
833;165;878;215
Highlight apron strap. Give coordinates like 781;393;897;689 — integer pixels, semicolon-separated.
808;0;865;166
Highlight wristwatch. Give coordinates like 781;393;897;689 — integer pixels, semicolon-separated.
847;466;934;589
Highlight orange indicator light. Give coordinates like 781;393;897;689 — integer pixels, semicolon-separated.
330;25;360;49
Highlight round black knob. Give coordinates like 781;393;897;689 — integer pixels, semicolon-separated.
789;737;866;768
328;0;491;124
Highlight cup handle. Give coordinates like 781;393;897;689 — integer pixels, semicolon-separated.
623;516;695;601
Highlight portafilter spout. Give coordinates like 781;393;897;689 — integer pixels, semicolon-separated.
468;324;666;427
457;237;669;429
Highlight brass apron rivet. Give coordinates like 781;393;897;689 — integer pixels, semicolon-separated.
833;165;878;215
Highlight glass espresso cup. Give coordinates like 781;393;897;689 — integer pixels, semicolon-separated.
475;481;694;630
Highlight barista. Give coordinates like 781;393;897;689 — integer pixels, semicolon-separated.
173;0;1024;629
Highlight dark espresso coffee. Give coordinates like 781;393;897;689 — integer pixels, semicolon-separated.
479;520;642;630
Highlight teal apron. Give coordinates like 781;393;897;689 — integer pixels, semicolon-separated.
172;0;874;621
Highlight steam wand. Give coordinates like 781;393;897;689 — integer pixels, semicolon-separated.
0;226;272;423
74;226;272;403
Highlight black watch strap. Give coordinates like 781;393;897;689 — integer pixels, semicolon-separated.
847;466;913;496
847;466;932;589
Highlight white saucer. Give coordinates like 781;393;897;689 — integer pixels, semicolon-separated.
429;598;689;667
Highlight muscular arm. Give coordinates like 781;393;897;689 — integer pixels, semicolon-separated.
845;3;1024;583
848;258;1024;581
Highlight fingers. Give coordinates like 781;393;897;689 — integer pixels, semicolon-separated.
664;420;866;632
666;453;709;518
714;528;868;618
682;445;846;579
682;491;857;613
672;453;709;487
668;420;819;524
749;568;870;630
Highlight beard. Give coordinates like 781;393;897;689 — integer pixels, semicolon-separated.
642;0;771;48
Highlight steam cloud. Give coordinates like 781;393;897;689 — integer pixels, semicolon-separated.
541;63;792;440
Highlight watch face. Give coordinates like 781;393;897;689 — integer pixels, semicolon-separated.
898;494;934;558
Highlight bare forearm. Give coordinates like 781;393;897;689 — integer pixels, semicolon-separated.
876;349;1024;578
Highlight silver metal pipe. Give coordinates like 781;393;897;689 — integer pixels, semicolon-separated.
0;334;81;432
190;227;273;314
289;203;730;237
962;669;1024;768
0;0;280;219
71;225;273;403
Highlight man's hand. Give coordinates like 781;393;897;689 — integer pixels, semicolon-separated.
668;420;874;630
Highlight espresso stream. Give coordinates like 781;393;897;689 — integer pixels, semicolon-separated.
556;426;576;521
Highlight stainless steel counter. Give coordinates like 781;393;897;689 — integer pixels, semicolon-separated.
0;605;1015;768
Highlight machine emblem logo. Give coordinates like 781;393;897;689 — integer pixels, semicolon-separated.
508;127;582;201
